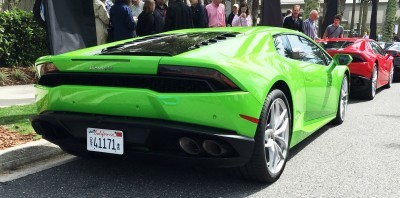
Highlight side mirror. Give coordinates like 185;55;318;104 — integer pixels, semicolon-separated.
333;54;353;66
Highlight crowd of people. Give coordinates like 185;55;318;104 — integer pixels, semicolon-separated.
94;0;254;45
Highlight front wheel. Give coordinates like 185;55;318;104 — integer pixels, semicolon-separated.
332;76;349;125
232;89;291;182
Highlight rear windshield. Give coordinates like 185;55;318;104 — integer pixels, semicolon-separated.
386;44;400;51
319;41;354;50
101;32;240;56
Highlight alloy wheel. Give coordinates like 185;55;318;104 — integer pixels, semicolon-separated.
339;77;349;120
264;98;290;175
371;67;378;97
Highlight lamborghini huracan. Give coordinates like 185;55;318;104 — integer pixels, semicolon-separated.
31;27;351;182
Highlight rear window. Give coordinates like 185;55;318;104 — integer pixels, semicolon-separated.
386;44;400;51
319;41;354;50
101;32;241;56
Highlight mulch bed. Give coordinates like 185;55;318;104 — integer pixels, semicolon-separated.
0;67;37;86
0;126;37;150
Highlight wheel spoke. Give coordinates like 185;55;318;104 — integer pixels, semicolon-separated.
274;102;280;129
265;139;274;148
268;142;276;168
274;118;288;136
275;136;287;151
274;141;285;160
265;128;273;139
276;109;287;129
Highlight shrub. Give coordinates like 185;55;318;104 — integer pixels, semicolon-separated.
0;72;10;86
0;10;48;67
10;68;30;82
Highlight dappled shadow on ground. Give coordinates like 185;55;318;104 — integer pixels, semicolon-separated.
0;114;35;126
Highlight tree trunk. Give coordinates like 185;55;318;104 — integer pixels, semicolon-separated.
361;0;369;35
382;0;398;42
369;0;378;40
358;0;363;35
350;0;356;37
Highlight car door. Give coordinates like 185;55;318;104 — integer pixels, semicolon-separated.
284;34;337;121
369;41;390;84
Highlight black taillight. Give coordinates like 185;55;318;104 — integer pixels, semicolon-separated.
158;65;241;92
350;54;366;62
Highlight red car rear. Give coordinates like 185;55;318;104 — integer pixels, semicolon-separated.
318;38;394;100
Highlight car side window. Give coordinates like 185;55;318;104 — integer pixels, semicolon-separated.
370;41;385;56
286;34;327;66
273;35;291;58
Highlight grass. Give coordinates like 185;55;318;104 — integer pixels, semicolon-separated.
0;104;41;140
10;68;30;83
0;71;9;86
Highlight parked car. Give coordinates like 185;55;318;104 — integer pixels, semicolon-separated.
31;27;351;182
384;42;400;81
318;38;394;100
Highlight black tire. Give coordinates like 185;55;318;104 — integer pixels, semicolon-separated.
385;65;394;88
231;89;292;182
365;64;378;100
331;76;349;125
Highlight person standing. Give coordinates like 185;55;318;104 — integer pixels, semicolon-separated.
283;5;302;32
205;0;225;27
110;0;136;41
105;0;114;13
231;3;252;27
189;0;208;28
154;0;168;33
323;14;344;38
131;0;144;20
94;0;110;45
136;0;156;36
164;0;193;31
226;4;238;27
303;10;319;40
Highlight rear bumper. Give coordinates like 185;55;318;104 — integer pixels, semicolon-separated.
350;74;371;93
31;111;254;167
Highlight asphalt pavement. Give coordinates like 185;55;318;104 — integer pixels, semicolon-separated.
0;83;399;197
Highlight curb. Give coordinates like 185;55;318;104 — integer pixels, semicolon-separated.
0;139;64;172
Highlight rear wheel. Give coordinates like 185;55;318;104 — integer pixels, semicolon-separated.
332;76;349;125
365;64;377;100
232;89;291;182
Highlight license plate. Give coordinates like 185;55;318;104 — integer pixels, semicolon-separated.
87;128;124;155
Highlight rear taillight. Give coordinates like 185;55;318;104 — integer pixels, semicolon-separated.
36;62;59;78
158;65;240;92
350;54;366;62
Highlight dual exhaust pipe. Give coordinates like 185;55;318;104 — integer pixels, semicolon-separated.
179;137;227;157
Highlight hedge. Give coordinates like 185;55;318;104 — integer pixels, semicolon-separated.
0;10;47;67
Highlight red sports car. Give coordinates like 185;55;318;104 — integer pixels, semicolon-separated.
318;38;394;100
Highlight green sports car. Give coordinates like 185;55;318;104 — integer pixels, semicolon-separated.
31;27;352;182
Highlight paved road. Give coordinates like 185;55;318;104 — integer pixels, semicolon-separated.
1;83;400;197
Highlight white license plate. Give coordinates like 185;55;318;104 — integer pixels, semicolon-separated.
87;128;124;155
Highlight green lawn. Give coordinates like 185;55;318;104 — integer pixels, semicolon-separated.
0;104;41;139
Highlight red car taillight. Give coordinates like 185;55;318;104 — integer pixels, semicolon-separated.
158;65;240;91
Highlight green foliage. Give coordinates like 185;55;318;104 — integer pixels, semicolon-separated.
0;72;10;86
382;0;398;42
303;0;320;19
10;68;29;82
0;10;47;67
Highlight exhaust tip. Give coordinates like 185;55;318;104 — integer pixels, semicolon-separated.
179;137;201;155
202;140;227;157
